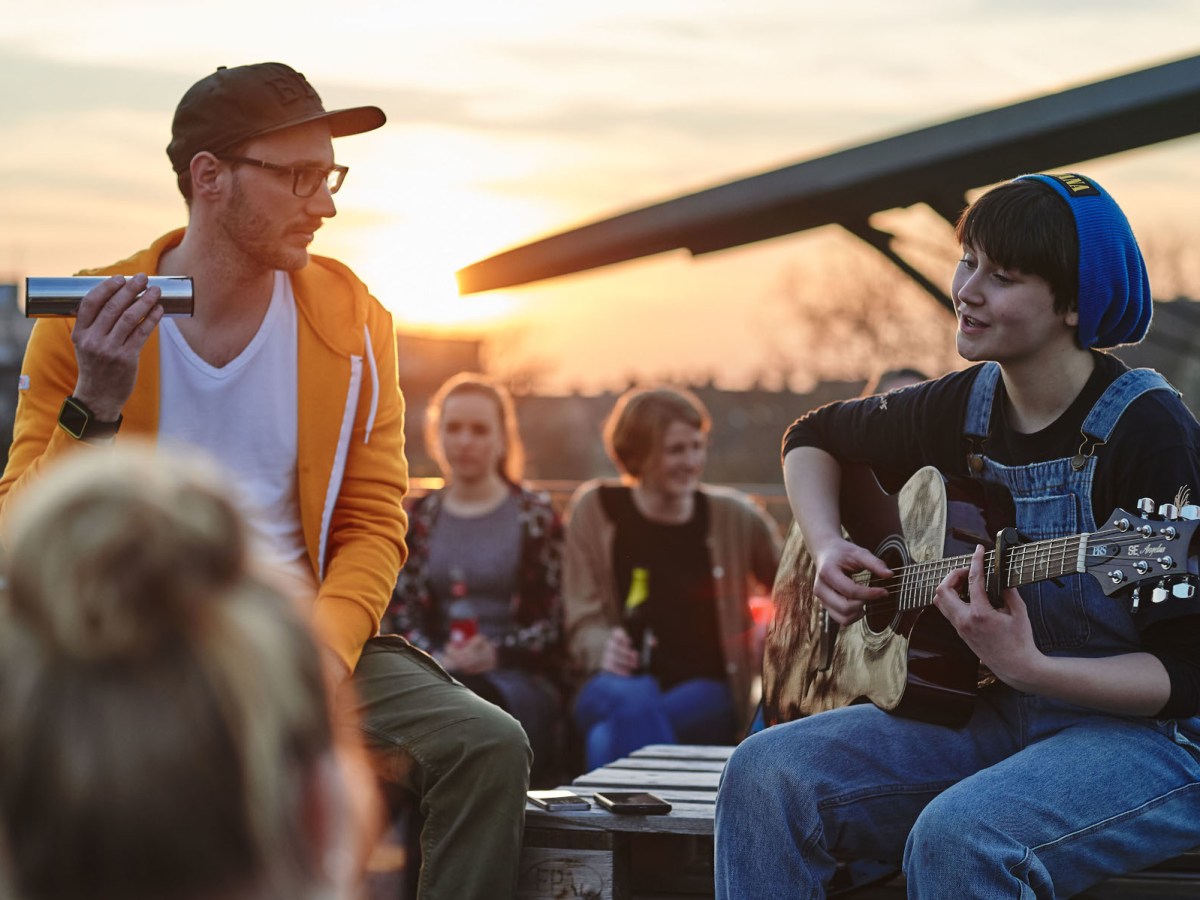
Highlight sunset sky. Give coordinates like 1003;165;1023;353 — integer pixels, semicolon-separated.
2;2;1199;391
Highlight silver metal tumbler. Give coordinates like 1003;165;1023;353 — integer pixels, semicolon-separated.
24;276;195;318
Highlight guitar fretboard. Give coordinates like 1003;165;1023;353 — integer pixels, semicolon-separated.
880;534;1089;611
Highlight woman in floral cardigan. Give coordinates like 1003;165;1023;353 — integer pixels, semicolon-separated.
382;373;564;783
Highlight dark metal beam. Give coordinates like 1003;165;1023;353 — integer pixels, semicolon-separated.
843;222;955;313
457;53;1200;295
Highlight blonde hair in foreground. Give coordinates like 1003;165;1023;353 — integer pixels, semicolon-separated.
0;445;347;900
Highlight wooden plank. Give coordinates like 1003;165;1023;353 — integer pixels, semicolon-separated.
606;757;728;773
574;768;723;791
528;799;715;818
575;787;717;805
517;849;619;900
526;803;715;836
629;744;735;762
518;827;630;900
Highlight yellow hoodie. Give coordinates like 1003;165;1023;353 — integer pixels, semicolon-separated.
0;229;409;671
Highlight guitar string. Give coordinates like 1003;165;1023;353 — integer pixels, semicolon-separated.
857;527;1176;615
867;535;1140;614
860;527;1152;594
864;539;1164;614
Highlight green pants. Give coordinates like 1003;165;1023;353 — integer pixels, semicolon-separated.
350;635;532;899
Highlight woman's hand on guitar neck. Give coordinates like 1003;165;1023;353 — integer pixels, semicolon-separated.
936;545;1172;715
934;544;1041;685
811;536;893;626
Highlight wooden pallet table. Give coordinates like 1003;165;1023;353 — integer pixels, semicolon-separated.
518;744;725;900
517;743;1200;900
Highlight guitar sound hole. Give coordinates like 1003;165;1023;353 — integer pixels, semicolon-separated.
864;601;893;633
863;540;907;634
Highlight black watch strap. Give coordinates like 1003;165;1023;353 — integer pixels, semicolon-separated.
58;396;122;442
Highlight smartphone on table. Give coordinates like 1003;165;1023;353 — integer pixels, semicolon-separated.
593;790;672;814
527;789;591;811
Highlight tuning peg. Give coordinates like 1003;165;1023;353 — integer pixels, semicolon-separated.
1172;581;1196;600
1180;505;1200;521
1138;498;1156;516
1152;582;1169;604
1158;503;1179;521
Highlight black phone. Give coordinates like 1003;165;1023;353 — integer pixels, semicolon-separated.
526;789;591;811
593;790;672;814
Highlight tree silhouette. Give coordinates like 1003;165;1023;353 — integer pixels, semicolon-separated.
760;234;962;389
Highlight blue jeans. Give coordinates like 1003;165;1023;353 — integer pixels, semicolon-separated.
715;688;1200;898
573;672;736;769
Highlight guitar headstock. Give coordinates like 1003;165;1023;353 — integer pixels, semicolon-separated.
1084;499;1200;601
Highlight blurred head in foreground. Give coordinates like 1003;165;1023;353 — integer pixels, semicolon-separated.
0;445;368;900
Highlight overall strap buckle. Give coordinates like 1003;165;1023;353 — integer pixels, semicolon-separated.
1070;433;1107;472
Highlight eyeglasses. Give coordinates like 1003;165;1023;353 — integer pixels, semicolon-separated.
215;155;348;197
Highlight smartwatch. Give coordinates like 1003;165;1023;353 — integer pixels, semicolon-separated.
58;396;122;443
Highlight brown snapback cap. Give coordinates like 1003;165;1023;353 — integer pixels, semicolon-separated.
167;62;386;174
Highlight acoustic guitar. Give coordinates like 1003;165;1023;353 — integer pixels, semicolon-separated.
762;464;1199;728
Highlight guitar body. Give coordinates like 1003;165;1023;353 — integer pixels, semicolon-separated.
763;465;1014;728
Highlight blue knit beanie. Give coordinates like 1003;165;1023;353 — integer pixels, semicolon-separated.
1015;173;1152;349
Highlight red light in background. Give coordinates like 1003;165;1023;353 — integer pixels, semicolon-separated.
748;594;774;627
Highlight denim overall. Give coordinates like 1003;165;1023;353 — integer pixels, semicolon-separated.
716;364;1200;899
963;361;1164;663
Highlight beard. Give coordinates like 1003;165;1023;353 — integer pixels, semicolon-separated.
219;174;311;273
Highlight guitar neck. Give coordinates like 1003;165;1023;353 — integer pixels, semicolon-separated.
887;533;1087;611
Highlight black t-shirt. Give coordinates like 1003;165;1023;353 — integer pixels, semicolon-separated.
601;486;726;689
782;351;1200;719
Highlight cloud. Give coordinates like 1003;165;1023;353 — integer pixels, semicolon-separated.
0;46;183;123
0;44;476;132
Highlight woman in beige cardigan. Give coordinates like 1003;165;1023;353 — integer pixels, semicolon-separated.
564;386;782;769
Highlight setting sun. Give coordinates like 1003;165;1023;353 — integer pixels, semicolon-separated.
373;264;519;332
328;125;564;334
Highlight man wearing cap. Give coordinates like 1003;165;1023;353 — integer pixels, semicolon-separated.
715;174;1200;897
0;62;531;900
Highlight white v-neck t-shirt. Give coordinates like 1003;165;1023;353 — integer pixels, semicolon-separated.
158;271;308;573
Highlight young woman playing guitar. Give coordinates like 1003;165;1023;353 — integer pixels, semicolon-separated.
716;174;1200;898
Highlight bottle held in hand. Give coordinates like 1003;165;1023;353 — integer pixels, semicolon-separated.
447;567;477;645
449;617;477;645
623;566;653;672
